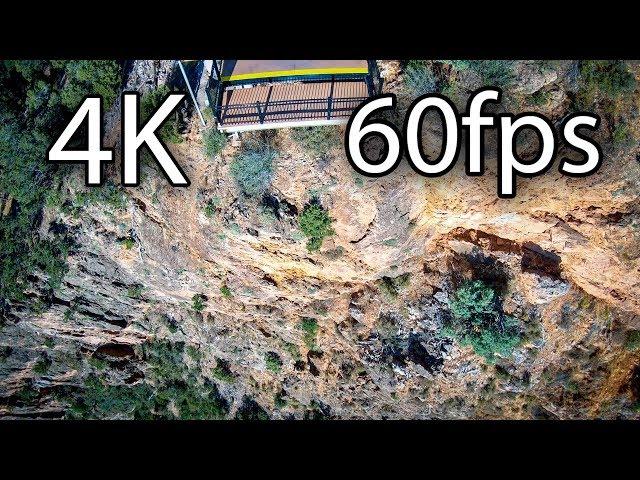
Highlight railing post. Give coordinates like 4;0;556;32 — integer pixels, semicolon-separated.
328;75;335;120
256;101;264;123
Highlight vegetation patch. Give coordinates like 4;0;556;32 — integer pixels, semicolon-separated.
300;317;319;352
444;60;516;87
530;89;551;107
204;197;220;218
202;128;226;157
291;126;342;156
65;182;128;216
192;294;206;312
404;60;436;96
122;237;135;250
0;61;121;303
298;201;334;252
613;122;631;146
140;84;183;144
274;390;287;408
578;60;636;106
265;351;283;373
283;342;301;361
127;284;143;299
88;357;108;371
443;280;522;363
67;340;228;419
58;60;121;110
382;238;398;247
220;283;232;298
625;331;640;351
212;359;235;383
230;146;275;197
377;273;411;300
33;356;51;375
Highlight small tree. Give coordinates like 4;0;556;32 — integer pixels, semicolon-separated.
60;60;122;110
298;202;334;252
445;280;521;363
192;294;206;312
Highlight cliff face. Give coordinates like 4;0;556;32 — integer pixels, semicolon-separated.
1;60;639;419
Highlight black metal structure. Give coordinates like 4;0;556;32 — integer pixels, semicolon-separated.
206;60;382;131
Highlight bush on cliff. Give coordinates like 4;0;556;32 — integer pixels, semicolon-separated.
230;146;275;197
444;280;521;362
298;202;334;252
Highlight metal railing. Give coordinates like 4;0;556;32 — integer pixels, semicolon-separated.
215;96;368;125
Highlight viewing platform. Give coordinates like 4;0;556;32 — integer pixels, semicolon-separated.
207;60;380;132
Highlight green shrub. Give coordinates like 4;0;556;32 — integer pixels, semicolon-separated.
377;273;411;299
472;61;516;87
212;359;235;383
444;60;515;87
127;284;143;299
89;357;108;371
63;182;128;218
449;280;496;320
203;128;226;157
186;345;202;362
220;284;232;298
530;89;551;106
16;385;39;404
33;357;51;375
298;202;334;252
404;60;436;96
192;294;206;312
204;197;220;218
613;122;631;146
291;126;342;156
442;60;471;71
265;351;283;373
274;390;287;408
625;331;640;351
140;85;183;144
283;342;301;361
229;147;275;197
444;280;522;363
122;237;135;250
579;60;636;103
300;317;319;351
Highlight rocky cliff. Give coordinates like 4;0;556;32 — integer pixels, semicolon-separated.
1;60;639;419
